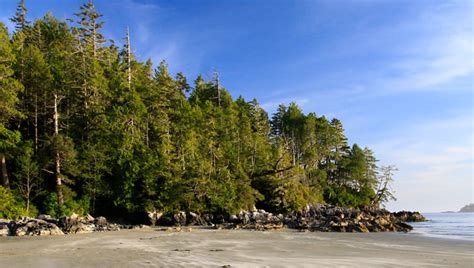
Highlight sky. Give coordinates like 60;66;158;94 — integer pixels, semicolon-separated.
0;0;472;212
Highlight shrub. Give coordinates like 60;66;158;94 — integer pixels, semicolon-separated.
0;186;27;219
43;191;91;218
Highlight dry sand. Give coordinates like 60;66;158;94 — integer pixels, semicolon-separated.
0;228;472;267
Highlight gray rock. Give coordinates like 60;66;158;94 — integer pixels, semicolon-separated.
174;211;187;226
37;214;53;221
69;222;95;234
94;216;107;225
85;214;95;223
9;218;64;236
229;215;238;222
147;210;163;226
0;221;10;236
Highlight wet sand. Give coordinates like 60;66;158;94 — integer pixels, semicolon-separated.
0;228;473;267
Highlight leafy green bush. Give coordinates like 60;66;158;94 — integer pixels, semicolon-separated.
324;185;373;208
43;191;91;218
0;186;28;219
254;171;322;213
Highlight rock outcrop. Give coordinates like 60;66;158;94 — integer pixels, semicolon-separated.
219;205;415;232
147;205;424;233
2;214;123;237
1;205;425;236
151;211;212;226
0;219;10;236
8;216;64;236
392;211;427;222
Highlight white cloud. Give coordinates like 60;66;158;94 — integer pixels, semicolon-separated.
146;41;178;66
371;115;473;212
378;30;473;93
297;1;473;101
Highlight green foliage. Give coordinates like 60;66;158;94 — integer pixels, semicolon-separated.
13;141;42;213
43;192;90;218
0;186;28;218
0;2;397;219
0;22;23;152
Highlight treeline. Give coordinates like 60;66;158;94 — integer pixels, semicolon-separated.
0;1;395;219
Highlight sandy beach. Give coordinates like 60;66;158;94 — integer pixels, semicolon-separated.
0;228;472;267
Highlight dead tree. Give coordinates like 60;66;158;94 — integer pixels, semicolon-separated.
53;94;64;206
126;27;132;89
213;71;221;107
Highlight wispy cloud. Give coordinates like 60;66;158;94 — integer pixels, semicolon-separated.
256;4;472;129
279;1;473;106
145;41;179;68
374;20;473;94
371;114;473;212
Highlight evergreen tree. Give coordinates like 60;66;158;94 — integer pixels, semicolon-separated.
0;2;398;217
13;141;41;213
10;0;30;32
74;0;105;58
0;22;23;188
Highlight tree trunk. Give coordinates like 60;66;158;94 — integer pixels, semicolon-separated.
53;94;64;206
127;27;132;89
26;197;30;213
214;72;221;107
26;172;31;213
34;92;38;152
0;153;10;188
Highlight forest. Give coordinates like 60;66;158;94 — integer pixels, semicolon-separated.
0;1;396;220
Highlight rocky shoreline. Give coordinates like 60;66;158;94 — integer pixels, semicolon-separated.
152;205;426;233
0;213;148;237
216;206;425;233
0;205;426;237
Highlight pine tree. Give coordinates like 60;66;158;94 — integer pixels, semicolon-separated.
0;2;396;216
20;44;52;152
0;23;23;188
74;0;105;58
270;104;286;138
10;0;30;31
13;141;41;213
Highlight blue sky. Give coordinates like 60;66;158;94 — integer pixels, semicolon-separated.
0;0;472;212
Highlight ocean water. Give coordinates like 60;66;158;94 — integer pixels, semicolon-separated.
410;212;474;240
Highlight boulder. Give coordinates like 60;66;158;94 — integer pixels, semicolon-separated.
393;211;427;222
396;222;413;232
85;214;95;223
70;213;79;222
156;212;185;226
173;211;187;226
186;212;207;226
0;219;10;236
37;214;53;221
147;210;163;226
202;214;215;225
229;214;239;223
9;218;64;236
68;222;95;234
94;216;107;225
